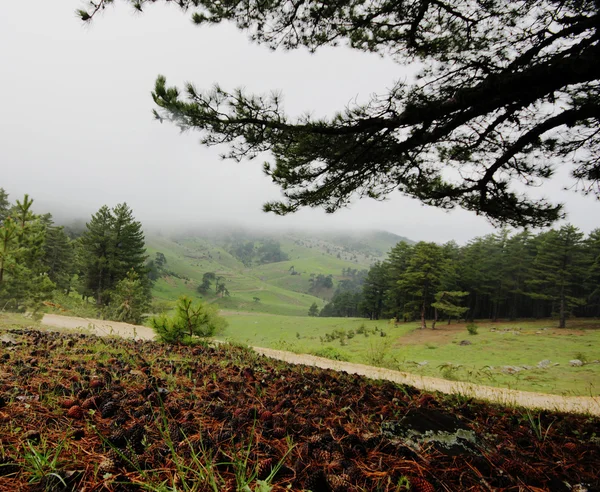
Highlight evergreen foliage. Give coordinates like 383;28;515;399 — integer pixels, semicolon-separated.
197;271;216;294
43;225;75;293
527;225;587;328
151;295;227;344
78;203;149;307
308;302;319;317
344;226;599;328
107;269;150;324
0;194;55;310
81;0;600;227
146;252;167;281
0;188;9;225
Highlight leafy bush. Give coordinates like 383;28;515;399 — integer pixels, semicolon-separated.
151;296;227;344
466;322;479;336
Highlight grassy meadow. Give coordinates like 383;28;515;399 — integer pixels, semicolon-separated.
219;313;600;396
36;230;600;398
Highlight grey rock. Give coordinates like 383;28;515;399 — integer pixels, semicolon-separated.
569;359;584;367
459;340;472;346
0;334;18;345
537;359;552;369
501;365;523;374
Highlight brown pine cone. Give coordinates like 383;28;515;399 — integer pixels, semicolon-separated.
411;477;435;492
67;405;84;419
327;474;351;492
82;396;99;410
564;442;578;452
257;458;274;480
60;398;79;409
90;378;104;390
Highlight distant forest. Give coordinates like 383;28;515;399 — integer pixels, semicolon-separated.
321;226;600;328
0;188;151;324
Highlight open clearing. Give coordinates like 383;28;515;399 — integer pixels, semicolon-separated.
40;314;600;416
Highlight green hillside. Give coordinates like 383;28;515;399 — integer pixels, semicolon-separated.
146;227;411;316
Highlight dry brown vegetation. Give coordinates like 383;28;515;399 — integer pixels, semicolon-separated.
0;327;599;491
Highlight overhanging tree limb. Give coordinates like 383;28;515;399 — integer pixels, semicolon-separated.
80;0;600;227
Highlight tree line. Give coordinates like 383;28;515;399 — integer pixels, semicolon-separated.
0;188;151;323
321;226;600;329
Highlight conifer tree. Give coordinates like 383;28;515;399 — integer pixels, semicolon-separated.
108;269;149;324
0;188;9;225
43;224;75;293
0;195;54;309
78;203;148;307
397;242;448;329
81;0;600;227
585;229;600;317
527;225;587;328
361;262;388;320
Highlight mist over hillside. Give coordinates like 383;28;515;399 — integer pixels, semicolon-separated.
140;225;413;316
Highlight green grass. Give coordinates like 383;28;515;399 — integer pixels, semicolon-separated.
146;234;353;316
218;314;600;396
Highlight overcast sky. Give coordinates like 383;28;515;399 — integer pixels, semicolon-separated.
1;1;598;244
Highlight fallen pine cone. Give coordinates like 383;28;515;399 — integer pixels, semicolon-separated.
67;405;84;419
411;477;435;492
60;398;79;409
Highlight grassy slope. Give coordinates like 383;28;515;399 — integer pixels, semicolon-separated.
145;229;400;316
144;231;600;396
220;314;600;396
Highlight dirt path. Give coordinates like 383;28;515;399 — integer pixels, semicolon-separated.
41;314;157;340
41;314;600;416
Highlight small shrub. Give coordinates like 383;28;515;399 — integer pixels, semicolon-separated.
466;322;479;335
151;296;227;345
347;330;355;339
311;347;349;361
438;362;462;381
356;323;366;334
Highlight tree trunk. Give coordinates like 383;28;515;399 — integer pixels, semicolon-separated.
432;307;438;330
420;299;427;329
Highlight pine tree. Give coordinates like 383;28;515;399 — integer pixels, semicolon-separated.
431;291;469;329
384;241;414;320
81;0;600;227
43;224;75;293
151;296;227;344
361;262;388;320
528;225;588;328
308;302;319;317
0;195;54;309
397;242;448;329
78;205;114;305
0;188;9;225
108;269;149;324
78;204;149;307
584;229;600;317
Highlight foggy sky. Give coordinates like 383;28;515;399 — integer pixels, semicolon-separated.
1;1;598;244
